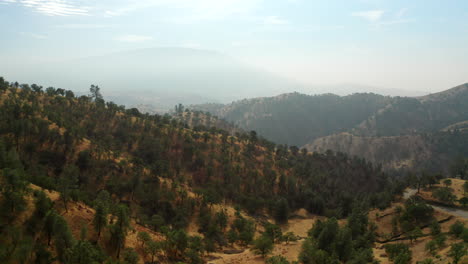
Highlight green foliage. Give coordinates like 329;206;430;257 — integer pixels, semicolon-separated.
425;240;437;256
0;78;415;263
443;179;452;187
58;165;79;212
408;227;423;243
109;205;130;258
0;80;397;227
301;210;374;264
273;197;289;224
316;218;339;252
459;197;468;207
384;243;412;264
450;221;465;238
214;209;228;231
429;220;441;236
229;212;255;246
252;235;274;258
417;259;434;264
54;215;76;262
299;239;339;264
64;240;104;264
150;214;165;232
394;251;412;264
281;232;298;244
399;197;434;231
263;223;282;243
266;255;290;264
434;233;446;248
448;243;467;264
432;187;456;204
145;240;161;263
461;228;468;242
164;229;188;261
122;248;139;264
137;231;151;247
93;203;107;241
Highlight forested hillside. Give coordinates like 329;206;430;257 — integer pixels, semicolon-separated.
308;84;468;173
193;84;468;173
0;77;403;263
307;131;468;173
353;83;468;137
192;92;392;146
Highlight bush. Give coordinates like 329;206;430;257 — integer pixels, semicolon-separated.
122;248;139;264
425;240;437;256
429;220;441;236
448;243;467;264
394;252;412;264
449;221;465;238
384;243;411;262
461;228;468;242
434;234;446;248
417;259;434;264
266;255;290;264
432;187;456;204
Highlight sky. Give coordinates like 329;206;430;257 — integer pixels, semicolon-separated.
0;0;467;93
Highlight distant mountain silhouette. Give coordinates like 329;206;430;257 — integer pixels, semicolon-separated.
4;47;304;110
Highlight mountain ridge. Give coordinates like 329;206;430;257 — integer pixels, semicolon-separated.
192;83;468;173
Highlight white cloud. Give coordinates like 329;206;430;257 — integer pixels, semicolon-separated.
352;10;384;22
2;0;89;16
55;24;112;29
395;8;408;19
263;16;288;25
352;8;413;27
115;34;153;43
377;8;413;26
103;0;261;21
19;31;47;39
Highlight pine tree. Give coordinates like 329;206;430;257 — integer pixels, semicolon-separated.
93;203;107;242
58;165;79;212
109;205;130;258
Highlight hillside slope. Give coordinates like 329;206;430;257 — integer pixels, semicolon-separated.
306;83;468;173
192;92;392;146
0;77;401;263
352;83;468;137
306;131;468;173
194;83;468;173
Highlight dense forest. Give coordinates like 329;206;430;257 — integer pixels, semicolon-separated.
0;77;408;263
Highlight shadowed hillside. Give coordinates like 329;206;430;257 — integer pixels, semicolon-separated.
193;84;468;173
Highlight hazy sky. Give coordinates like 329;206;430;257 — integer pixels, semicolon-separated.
1;0;467;92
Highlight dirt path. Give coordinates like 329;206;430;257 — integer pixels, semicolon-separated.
403;188;468;218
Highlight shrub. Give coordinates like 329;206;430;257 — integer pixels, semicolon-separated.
266;255;290;264
449;221;465;238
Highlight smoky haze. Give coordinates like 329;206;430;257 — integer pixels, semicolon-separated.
2;47;432;112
